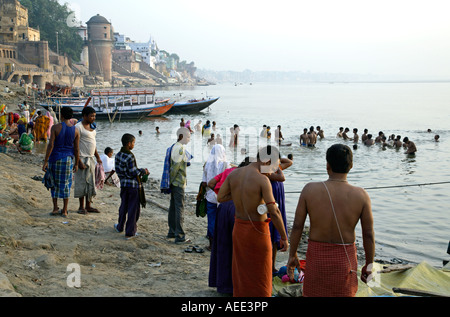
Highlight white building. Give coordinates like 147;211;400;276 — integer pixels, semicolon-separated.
76;25;88;66
128;36;159;68
113;32;132;50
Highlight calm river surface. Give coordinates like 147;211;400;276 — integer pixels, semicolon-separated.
92;81;450;267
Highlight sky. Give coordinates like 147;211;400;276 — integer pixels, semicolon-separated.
60;0;450;79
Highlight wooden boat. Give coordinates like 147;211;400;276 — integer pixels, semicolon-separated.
40;89;172;121
167;97;220;114
45;82;72;96
147;102;174;117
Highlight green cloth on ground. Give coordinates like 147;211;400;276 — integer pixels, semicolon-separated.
272;261;450;297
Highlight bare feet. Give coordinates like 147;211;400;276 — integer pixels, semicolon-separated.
49;209;60;216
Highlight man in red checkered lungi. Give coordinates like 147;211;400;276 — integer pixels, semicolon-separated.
288;144;375;297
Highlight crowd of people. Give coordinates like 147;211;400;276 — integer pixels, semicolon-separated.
158;119;376;298
0;101;60;154
335;126;419;154
1;104;442;298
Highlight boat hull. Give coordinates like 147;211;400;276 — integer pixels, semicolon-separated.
88;108;154;120
41;103;156;121
147;103;173;117
167;97;219;114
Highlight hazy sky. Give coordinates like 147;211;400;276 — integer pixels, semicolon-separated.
61;0;450;78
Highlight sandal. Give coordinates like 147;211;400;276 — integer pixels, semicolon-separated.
77;209;88;215
194;245;205;253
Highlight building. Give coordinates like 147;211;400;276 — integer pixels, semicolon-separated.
76;25;89;67
112;49;141;73
113;32;132;50
0;0;40;43
128;36;159;69
76;25;88;42
86;14;113;82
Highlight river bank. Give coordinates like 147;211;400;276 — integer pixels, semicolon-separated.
0;147;308;297
0;149;220;297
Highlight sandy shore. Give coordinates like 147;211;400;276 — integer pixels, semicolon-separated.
0;150;216;297
0;148;305;297
1;81;230;297
1;131;379;298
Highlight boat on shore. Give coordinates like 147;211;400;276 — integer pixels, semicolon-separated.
167;97;220;114
40;89;173;121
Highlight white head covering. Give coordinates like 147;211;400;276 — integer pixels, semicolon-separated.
204;144;229;180
203;144;230;203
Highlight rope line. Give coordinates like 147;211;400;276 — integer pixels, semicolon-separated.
145;180;450;195
322;181;357;274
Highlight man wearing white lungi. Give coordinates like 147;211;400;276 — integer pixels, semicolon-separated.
75;107;102;214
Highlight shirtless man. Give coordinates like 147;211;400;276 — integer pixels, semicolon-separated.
316;126;325;139
287;144;374;297
337;127;344;138
403;137;417;155
363;134;374;146
275;125;284;144
375;131;384;143
393;135;402;148
361;129;369;142
308;126;317;147
352;128;359;143
300;128;309;146
342;127;351;141
217;145;288;297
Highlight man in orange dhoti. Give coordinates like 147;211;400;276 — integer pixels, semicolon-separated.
288;144;375;297
218;146;288;297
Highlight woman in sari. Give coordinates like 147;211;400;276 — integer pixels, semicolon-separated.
33;111;50;142
202;144;230;250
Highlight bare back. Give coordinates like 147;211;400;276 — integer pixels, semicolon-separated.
302;181;371;244
225;164;273;221
217;162;289;249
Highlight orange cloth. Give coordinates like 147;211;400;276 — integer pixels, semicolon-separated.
34;115;50;141
232;217;272;297
303;240;358;297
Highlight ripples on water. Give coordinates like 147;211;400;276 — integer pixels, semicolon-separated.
92;82;450;267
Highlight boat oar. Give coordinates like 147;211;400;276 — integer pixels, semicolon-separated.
83;97;92;108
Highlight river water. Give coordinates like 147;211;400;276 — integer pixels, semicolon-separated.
91;81;450;267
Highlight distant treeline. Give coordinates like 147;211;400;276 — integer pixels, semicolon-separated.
19;0;83;62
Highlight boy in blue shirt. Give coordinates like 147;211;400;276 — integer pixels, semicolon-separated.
114;133;149;239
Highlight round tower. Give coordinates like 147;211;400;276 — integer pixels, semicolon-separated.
86;14;113;82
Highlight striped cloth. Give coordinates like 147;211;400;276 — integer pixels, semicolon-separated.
48;156;74;199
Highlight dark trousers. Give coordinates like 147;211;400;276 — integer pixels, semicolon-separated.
118;187;141;237
168;185;186;242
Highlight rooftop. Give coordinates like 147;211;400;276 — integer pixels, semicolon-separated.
87;14;110;25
